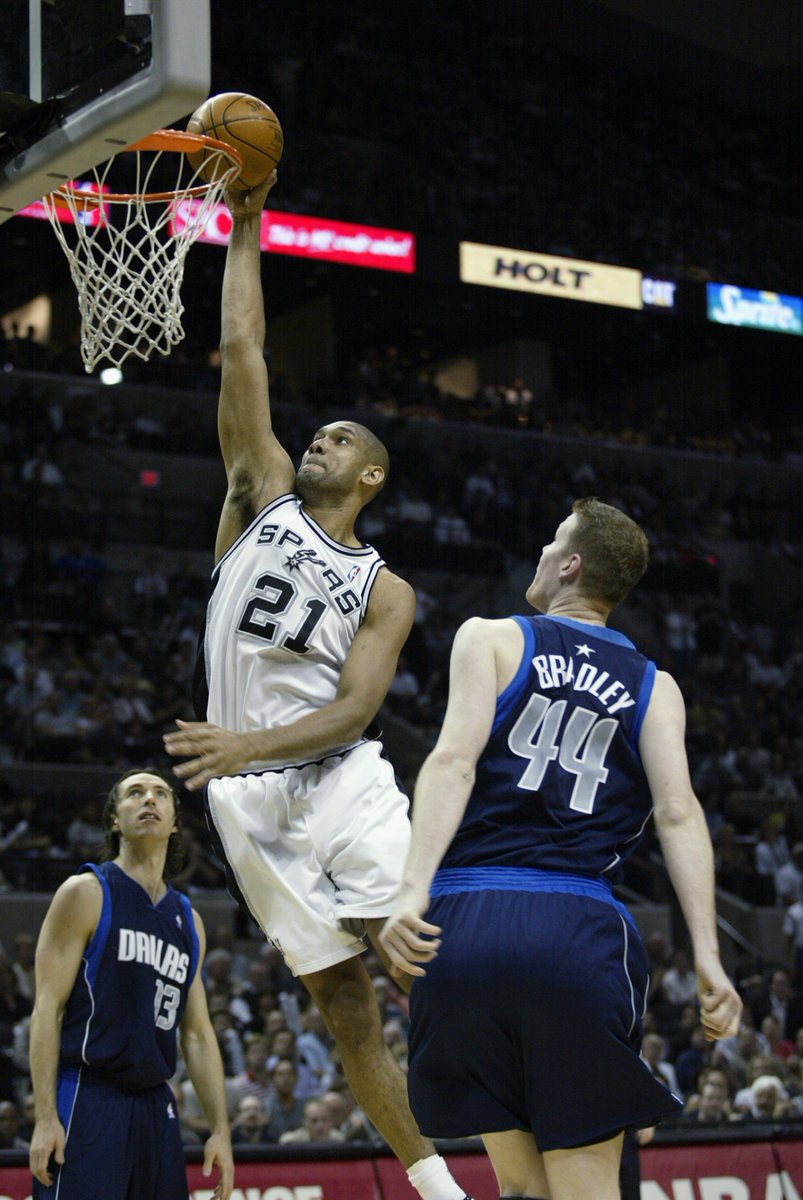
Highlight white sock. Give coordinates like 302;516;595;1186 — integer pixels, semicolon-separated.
406;1154;467;1200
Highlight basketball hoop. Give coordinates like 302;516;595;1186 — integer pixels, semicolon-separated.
41;131;243;373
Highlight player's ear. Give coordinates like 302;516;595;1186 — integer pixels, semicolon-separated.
361;463;385;488
560;551;582;582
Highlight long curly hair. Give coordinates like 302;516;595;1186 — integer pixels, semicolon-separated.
101;767;185;878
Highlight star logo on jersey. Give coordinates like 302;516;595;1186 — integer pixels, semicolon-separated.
285;549;326;571
575;643;595;657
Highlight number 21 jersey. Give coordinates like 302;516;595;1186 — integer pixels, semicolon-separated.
442;614;657;881
196;493;386;770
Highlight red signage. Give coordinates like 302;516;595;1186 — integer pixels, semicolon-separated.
171;201;416;273
2;1140;800;1200
16;184;108;227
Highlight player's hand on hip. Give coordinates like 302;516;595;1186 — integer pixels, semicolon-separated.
163;720;259;790
29;1117;66;1186
203;1131;234;1200
379;908;442;979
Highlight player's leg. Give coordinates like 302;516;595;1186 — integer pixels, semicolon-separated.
481;1129;550;1199
543;1131;624;1200
301;953;434;1163
301;955;469;1200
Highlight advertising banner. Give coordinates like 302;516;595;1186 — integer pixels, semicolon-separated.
1;1139;801;1199
171;202;416;273
707;284;803;335
459;241;643;309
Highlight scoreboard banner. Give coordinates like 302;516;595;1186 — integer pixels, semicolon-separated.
459;241;643;309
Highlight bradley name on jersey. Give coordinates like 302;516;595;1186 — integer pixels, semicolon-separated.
531;644;636;716
117;928;190;985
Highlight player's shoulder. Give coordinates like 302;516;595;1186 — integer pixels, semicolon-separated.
369;566;415;612
48;869;104;925
455;614;522;646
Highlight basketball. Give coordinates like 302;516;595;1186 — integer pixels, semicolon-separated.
186;92;283;190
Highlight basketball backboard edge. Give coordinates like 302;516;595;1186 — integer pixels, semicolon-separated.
0;0;211;224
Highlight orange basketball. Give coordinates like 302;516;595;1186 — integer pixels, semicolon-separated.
186;92;283;190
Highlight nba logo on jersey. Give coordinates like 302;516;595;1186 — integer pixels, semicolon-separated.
348;565;361;582
175;914;182;929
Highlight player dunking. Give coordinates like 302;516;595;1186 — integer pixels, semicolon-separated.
381;499;742;1200
163;173;470;1200
28;769;233;1200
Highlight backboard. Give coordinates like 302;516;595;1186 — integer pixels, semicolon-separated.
0;0;210;223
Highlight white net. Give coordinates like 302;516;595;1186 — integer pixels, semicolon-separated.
41;134;242;373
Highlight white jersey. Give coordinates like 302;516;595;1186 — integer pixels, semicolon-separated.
197;493;387;770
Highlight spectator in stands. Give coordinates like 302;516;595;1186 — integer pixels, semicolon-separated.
734;1074;794;1120
279;1096;345;1145
65;797;105;861
640;1032;682;1098
748;969;803;1043
231;1095;272;1146
681;1065;735;1119
229;1034;274;1113
759;1015;795;1062
0;1099;28;1148
779;842;803;908
133;553;170;623
205;923;251;985
263;1058;306;1143
10;933;35;1003
674;1024;712;1098
295;1004;337;1094
660;948;699;1012
20;443;64;489
694;1080;734;1124
755;815;793;904
783;870;803;987
210;1008;246;1079
17;1091;35;1143
321;1084;379;1143
169;826;226;893
266;1027;320;1101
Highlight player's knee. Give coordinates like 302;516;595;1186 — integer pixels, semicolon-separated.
317;977;382;1052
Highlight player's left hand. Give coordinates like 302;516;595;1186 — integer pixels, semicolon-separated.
163;720;259;790
202;1132;234;1200
379;903;442;979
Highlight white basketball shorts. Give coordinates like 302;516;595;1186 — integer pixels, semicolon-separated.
206;741;411;976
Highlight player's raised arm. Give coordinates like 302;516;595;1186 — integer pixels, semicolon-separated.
640;670;742;1040
29;875;102;1186
215;171;296;561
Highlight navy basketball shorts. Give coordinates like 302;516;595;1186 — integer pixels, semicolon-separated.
407;868;682;1151
33;1070;188;1200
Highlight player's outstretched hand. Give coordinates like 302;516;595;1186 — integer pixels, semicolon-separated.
29;1116;66;1187
379;901;442;979
163;720;261;790
203;1131;234;1200
696;960;743;1041
224;168;277;217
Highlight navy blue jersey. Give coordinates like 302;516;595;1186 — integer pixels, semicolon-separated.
59;862;200;1090
441;614;656;881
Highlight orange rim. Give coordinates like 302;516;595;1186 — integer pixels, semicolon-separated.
45;130;243;208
